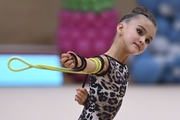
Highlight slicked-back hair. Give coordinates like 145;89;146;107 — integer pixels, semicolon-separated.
120;6;157;27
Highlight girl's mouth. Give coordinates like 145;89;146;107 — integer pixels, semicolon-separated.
134;43;140;51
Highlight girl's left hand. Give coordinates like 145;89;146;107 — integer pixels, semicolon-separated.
75;88;88;106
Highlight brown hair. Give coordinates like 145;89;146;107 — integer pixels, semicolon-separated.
120;6;157;27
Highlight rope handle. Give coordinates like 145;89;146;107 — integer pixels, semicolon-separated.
7;56;92;74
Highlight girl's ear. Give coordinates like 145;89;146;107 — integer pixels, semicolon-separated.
116;22;124;36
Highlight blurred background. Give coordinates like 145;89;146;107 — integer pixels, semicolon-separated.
0;0;180;120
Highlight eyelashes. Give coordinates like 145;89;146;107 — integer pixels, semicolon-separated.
136;28;143;36
145;39;150;44
136;28;151;44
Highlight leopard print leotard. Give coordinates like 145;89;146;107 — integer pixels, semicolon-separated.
78;54;129;120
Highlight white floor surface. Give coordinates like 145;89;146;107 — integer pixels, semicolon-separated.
0;84;180;120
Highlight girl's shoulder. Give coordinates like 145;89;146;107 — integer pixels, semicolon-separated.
95;54;128;76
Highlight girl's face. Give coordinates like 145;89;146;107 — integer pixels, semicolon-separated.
119;16;157;55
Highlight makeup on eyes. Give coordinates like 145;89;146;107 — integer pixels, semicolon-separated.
137;25;153;41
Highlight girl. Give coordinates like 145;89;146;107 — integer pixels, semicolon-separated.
60;6;157;120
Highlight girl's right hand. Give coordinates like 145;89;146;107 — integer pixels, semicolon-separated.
60;52;76;69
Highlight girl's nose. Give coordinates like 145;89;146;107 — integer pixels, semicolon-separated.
139;37;145;45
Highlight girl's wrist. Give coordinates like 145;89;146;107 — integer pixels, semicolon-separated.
83;95;89;106
68;52;87;71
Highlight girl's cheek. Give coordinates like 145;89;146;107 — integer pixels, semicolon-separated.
131;31;139;40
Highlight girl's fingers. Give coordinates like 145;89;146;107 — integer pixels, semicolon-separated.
76;92;84;100
75;88;88;105
60;54;75;68
61;53;74;60
64;59;74;68
78;88;88;95
60;58;69;64
75;95;84;105
76;91;86;98
61;53;71;58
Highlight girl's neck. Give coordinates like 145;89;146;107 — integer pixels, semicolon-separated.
105;36;129;64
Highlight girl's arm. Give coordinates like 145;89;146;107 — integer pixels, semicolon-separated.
60;51;108;74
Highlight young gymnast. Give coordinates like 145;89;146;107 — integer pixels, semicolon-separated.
60;6;157;120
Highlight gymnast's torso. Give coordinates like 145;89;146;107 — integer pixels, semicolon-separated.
78;54;129;120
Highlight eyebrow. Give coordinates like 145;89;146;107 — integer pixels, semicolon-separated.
138;25;153;41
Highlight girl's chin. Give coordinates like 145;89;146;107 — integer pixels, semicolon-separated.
131;51;143;55
132;53;140;55
128;47;143;55
130;50;142;55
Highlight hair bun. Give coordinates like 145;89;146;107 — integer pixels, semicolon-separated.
132;6;148;14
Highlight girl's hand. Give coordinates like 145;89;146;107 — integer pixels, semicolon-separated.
60;52;76;69
75;88;88;106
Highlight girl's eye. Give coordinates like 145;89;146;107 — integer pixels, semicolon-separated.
145;39;150;44
137;28;143;36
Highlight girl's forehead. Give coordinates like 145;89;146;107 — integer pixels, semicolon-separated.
130;16;154;26
129;17;157;37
